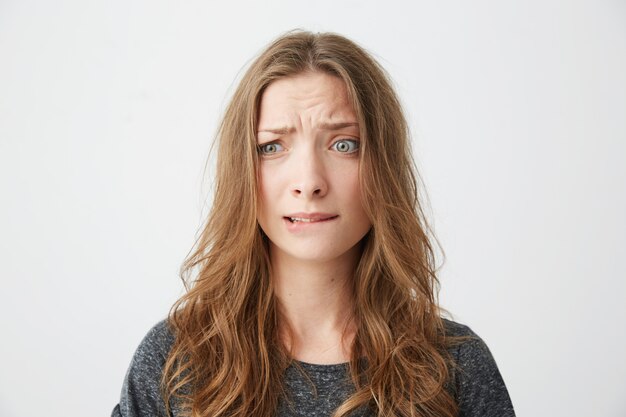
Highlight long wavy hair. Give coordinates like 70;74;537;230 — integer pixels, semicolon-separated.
163;30;469;417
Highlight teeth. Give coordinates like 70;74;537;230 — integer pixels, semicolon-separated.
290;217;318;223
288;216;336;223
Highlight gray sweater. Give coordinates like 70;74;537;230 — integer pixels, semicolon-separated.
111;319;515;417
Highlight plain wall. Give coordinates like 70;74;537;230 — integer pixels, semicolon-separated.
1;1;624;416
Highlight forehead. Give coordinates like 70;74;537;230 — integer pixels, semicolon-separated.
257;71;357;128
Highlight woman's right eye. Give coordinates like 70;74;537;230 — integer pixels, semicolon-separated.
258;142;284;155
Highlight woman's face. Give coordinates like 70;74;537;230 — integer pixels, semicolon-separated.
256;71;372;264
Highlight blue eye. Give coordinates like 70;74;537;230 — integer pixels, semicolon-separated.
331;139;359;153
258;142;284;155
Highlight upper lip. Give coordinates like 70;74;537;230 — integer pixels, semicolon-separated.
284;212;338;221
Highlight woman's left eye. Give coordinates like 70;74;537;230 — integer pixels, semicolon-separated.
331;139;359;154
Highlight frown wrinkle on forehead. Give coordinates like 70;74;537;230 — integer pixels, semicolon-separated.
257;122;359;135
257;72;358;136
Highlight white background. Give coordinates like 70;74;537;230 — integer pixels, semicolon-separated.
1;1;625;416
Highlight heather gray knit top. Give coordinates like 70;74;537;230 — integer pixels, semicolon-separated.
111;319;515;417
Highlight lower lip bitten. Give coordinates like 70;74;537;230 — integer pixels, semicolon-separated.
283;216;338;230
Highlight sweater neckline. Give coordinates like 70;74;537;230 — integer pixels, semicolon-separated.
292;359;350;373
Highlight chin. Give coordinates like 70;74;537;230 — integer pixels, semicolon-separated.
289;250;345;263
276;241;363;264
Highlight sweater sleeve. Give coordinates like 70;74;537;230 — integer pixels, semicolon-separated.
449;323;516;417
112;320;175;417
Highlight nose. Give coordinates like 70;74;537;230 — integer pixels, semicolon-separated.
290;148;328;199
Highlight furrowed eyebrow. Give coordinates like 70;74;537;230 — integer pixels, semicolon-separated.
257;122;359;134
319;122;359;131
256;126;295;135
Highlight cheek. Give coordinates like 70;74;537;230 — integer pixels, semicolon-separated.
258;163;271;189
332;168;368;224
339;167;362;203
257;166;280;216
346;181;361;207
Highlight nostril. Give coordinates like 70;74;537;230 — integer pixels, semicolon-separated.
291;184;326;197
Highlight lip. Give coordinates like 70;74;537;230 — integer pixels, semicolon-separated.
284;212;338;221
283;212;339;232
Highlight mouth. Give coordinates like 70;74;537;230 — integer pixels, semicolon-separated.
283;215;339;223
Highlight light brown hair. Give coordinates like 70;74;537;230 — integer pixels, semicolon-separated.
163;29;469;417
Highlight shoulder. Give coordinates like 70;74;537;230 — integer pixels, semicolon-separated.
442;317;476;338
442;318;497;368
124;319;176;377
124;318;176;391
134;319;176;361
112;319;177;417
441;318;516;417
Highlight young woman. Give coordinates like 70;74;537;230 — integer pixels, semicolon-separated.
112;30;515;417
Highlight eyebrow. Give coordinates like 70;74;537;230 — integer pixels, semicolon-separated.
257;122;359;134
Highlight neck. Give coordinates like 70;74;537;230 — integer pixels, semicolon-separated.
270;243;360;364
